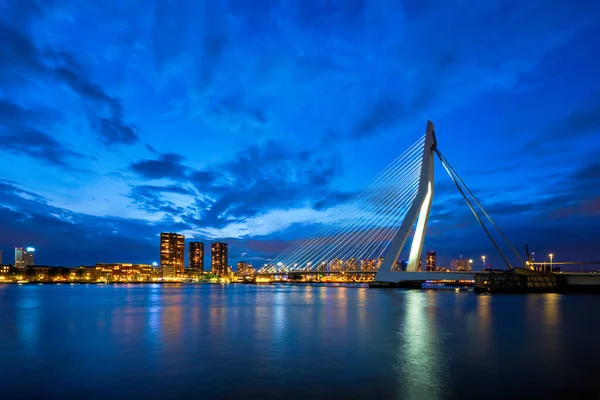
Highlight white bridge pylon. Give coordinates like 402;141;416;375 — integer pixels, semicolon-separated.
258;121;438;275
374;121;436;282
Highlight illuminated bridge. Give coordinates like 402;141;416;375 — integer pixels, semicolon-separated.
257;121;528;286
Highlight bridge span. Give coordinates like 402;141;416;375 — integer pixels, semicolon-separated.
255;121;600;293
256;270;482;280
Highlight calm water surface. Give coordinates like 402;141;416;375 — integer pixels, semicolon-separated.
0;284;599;399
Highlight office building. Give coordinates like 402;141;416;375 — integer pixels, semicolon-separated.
426;250;436;271
15;247;35;268
189;242;205;271
451;258;472;271
15;247;24;268
24;248;34;266
160;233;185;276
211;242;228;276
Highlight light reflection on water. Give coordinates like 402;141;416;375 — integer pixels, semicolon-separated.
18;286;40;355
396;291;441;399
0;284;599;399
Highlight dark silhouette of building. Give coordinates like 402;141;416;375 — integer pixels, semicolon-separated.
211;242;228;276
160;233;185;276
189;242;205;271
426;250;437;271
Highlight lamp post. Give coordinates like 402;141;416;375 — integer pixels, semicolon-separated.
549;253;554;272
482;255;486;270
469;259;473;271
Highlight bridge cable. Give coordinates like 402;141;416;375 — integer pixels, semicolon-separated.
282;153;421;271
265;138;422;268
300;164;419;271
264;136;425;272
262;135;426;273
435;149;512;270
436;150;525;265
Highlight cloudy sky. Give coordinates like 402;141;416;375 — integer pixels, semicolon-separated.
1;0;599;269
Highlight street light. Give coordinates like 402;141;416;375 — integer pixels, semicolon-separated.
482;255;486;270
549;253;554;272
468;259;473;271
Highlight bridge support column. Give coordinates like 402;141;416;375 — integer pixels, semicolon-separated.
374;121;436;283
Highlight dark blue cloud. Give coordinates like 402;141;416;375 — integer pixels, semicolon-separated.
130;153;190;181
0;99;86;168
0;3;139;149
128;140;340;229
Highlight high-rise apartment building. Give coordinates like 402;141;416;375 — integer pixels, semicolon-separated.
211;242;228;276
15;247;35;268
426;250;436;271
160;233;185;276
189;242;204;271
237;261;253;275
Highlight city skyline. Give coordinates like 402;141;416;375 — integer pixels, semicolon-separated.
1;1;600;268
0;238;552;272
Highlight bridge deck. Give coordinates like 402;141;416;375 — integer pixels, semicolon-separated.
257;270;488;279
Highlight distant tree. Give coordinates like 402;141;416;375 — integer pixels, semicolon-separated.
24;266;36;280
47;267;60;280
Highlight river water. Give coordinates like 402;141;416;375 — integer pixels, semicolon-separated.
0;283;598;399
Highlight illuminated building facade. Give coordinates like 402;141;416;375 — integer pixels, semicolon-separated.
345;258;358;270
211;242;228;276
162;265;177;279
237;261;253;275
160;232;185;276
451;259;472;271
330;258;343;271
88;263;153;282
0;265;10;281
360;259;377;271
426;250;436;271
14;247;35;268
189;241;204;271
24;248;35;266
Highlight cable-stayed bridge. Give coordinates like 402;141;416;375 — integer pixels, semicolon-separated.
257;121;529;286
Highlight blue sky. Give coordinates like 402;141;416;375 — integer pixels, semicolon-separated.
1;0;599;269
